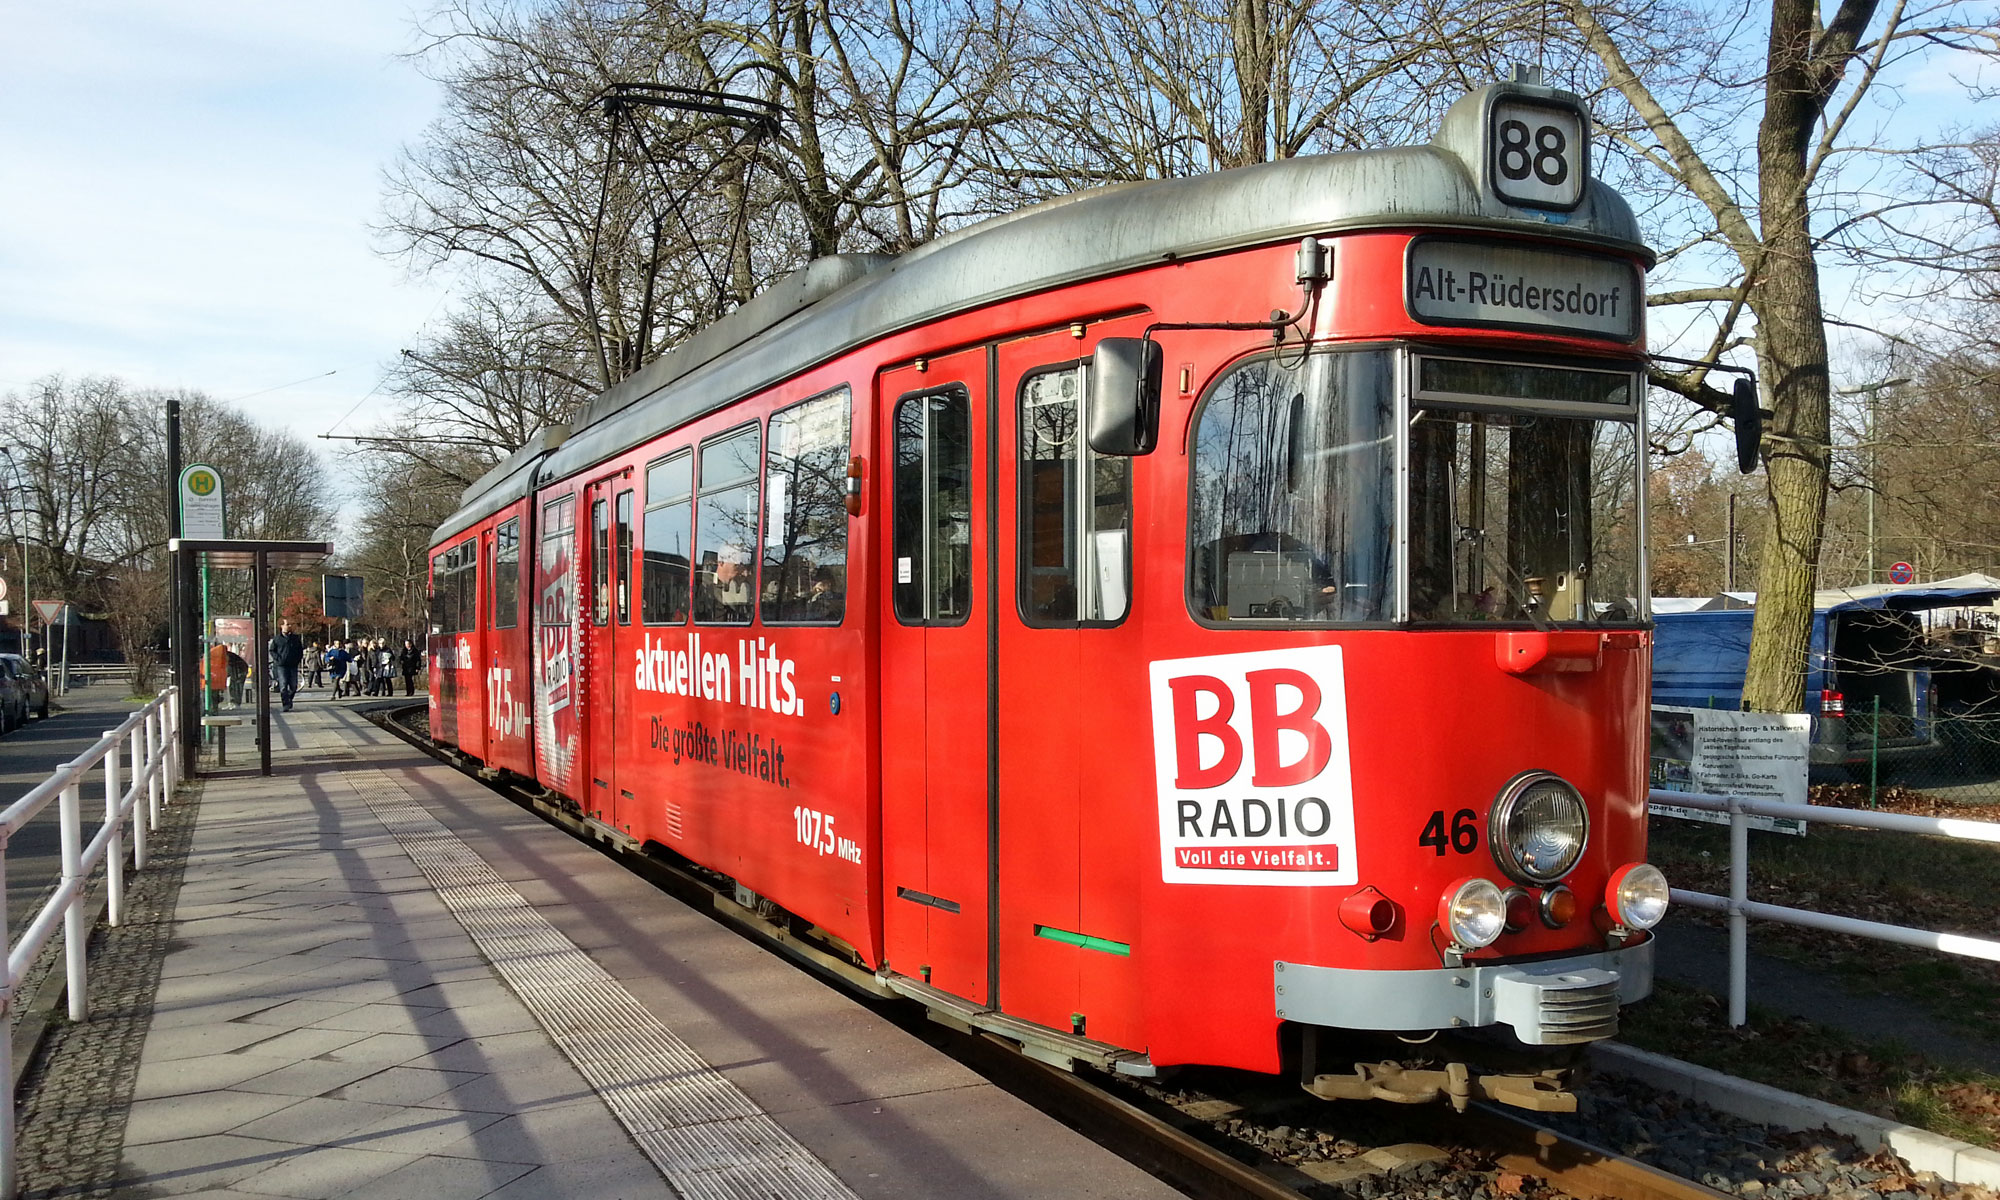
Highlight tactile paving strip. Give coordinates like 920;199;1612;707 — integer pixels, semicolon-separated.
306;711;860;1200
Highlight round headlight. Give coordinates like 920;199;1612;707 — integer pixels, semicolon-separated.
1489;772;1589;884
1438;877;1506;948
1607;862;1669;929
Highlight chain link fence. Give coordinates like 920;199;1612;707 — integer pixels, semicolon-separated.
1818;697;2000;807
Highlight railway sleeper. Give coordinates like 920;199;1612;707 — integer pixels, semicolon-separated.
1303;1060;1576;1113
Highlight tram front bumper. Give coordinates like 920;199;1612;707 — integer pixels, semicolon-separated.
1273;938;1652;1045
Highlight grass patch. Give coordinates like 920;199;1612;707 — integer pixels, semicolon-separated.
1620;979;2000;1148
1647;815;2000;1033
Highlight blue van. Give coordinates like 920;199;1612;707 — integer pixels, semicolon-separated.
1653;601;1938;777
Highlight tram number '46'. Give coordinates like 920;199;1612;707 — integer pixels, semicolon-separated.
1420;809;1479;856
793;806;862;864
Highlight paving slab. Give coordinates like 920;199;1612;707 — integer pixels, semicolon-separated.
12;701;1182;1200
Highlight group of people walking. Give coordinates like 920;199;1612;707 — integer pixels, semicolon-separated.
311;637;422;698
246;624;425;712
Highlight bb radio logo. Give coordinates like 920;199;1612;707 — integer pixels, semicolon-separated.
1147;646;1357;887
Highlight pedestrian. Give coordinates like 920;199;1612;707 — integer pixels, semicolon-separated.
326;641;352;697
203;640;228;712
225;646;249;708
399;639;422;696
306;642;324;689
373;640;395;696
268;620;305;711
346;639;368;698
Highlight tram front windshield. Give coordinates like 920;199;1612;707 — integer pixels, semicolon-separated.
1188;349;1641;625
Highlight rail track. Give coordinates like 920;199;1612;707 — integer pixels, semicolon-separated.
372;701;1731;1200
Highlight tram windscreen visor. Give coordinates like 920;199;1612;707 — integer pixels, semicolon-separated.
1407;409;1640;624
1417;357;1633;409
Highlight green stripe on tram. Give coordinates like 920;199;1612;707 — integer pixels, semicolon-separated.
1033;924;1131;957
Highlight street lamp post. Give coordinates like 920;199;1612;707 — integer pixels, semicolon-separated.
1837;377;1911;586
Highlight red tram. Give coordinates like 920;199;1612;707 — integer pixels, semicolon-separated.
428;79;1677;1109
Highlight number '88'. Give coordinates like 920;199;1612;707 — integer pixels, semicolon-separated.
1497;119;1568;186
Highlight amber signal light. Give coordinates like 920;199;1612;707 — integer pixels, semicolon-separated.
1540;884;1577;929
844;456;865;516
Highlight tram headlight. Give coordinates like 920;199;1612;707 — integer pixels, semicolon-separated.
1438;877;1506;948
1489;772;1588;885
1606;863;1670;930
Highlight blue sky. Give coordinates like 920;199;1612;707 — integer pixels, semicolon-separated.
0;1;449;454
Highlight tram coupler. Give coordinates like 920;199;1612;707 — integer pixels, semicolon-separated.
1302;1061;1576;1113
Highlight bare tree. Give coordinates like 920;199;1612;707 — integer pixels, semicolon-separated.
1519;0;2000;711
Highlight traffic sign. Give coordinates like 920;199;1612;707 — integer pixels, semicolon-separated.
0;576;9;601
31;599;62;624
1888;561;1915;585
178;463;227;539
322;573;364;619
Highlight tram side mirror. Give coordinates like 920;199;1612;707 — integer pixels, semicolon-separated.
1088;337;1163;456
1732;377;1763;474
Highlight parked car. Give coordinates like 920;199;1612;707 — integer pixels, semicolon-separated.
0;654;49;727
0;664;24;733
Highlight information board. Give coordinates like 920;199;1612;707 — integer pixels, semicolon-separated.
1649;705;1810;835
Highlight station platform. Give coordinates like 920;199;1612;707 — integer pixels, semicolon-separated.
17;700;1182;1200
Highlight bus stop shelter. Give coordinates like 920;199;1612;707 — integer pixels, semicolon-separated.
168;538;335;777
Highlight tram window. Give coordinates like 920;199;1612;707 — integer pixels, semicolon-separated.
1189;351;1394;624
540;495;576;630
454;537;477;633
763;389;850;625
695;425;760;625
892;390;972;625
590;499;610;627
643;449;692;625
493;518;520;630
615;490;633;625
1020;362;1131;625
1407;410;1639;623
429;552;447;635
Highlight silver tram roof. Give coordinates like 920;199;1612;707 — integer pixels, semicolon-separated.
435;81;1647;542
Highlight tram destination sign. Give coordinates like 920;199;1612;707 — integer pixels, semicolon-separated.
1406;238;1640;342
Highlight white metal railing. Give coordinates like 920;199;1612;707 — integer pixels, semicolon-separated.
0;687;180;1199
1651;787;2000;1027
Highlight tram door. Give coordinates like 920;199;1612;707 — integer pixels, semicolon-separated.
994;323;1146;1046
879;348;993;1004
581;478;634;831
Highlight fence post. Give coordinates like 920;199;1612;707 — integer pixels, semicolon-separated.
1870;695;1882;809
59;780;88;1022
0;826;14;1200
165;690;180;795
1728;794;1750;1027
104;729;125;928
132;716;149;871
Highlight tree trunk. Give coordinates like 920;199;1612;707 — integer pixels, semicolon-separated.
1741;0;1840;714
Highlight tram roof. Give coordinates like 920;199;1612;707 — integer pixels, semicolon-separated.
437;81;1648;541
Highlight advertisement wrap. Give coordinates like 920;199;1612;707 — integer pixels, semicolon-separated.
1148;645;1358;886
535;512;580;791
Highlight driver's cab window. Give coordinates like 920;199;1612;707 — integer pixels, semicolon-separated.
1187;352;1394;624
